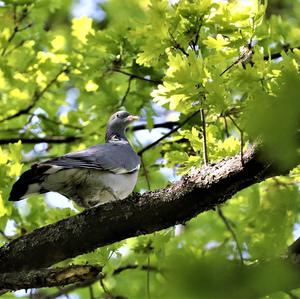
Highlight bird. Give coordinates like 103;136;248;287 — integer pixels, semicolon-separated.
8;111;140;208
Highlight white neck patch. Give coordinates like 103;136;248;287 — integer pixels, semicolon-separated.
109;135;128;144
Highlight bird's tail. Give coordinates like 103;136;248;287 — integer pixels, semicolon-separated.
8;164;51;201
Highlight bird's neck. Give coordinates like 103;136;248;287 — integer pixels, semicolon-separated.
105;130;128;143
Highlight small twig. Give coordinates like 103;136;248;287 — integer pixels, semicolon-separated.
35;114;83;130
119;76;133;107
173;43;189;57
2;28;17;57
89;285;95;299
223;116;230;138
141;155;151;190
5;39;26;56
240;130;244;165
169;32;189;57
200;108;209;165
1;5;31;56
220;59;240;76
220;41;254;76
194;18;202;46
113;69;162;84
138;110;199;155
18;6;30;23
113;264;158;276
263;46;300;61
221;45;300;76
12;4;17;23
228;115;244;166
99;275;112;297
0;66;69;123
16;22;32;32
189;17;202;55
101;249;115;269
131;121;179;131
217;207;244;265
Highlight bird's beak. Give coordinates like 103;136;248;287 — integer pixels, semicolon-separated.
126;115;139;122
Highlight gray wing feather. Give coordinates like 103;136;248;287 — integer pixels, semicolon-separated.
41;143;140;173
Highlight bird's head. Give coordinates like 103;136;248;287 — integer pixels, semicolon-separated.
105;111;139;143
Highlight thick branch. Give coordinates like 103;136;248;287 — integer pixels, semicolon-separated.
0;265;100;290
0;145;292;273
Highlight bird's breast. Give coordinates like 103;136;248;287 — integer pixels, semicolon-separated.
86;169;139;201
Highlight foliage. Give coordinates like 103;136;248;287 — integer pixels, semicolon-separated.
0;0;300;298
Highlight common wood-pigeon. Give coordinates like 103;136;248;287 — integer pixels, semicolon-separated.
8;111;140;208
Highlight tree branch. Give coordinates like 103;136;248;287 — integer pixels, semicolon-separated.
263;46;300;61
200;108;208;164
113;264;158;275
35;113;83;130
0;145;296;274
138;110;199;155
1;5;31;57
113;69;163;84
228;115;245;165
220;45;300;76
217;207;244;264
0;265;101;291
119;76;133;107
131;121;179;131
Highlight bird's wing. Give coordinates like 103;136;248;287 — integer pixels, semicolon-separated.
8;143;140;201
41;143;140;174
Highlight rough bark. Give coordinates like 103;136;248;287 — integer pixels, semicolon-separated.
0;265;100;290
0;146;287;274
